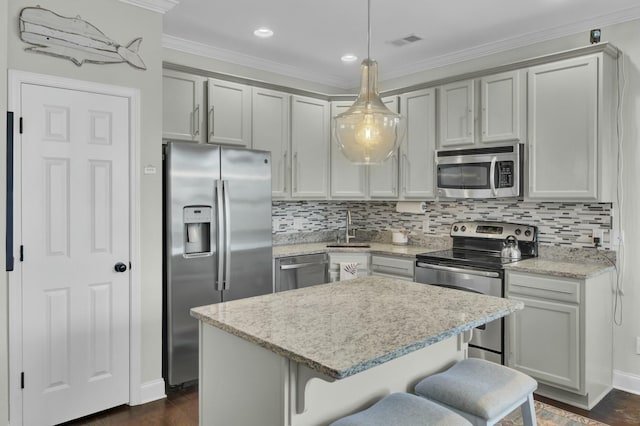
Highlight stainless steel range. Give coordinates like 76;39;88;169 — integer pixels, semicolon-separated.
415;221;538;364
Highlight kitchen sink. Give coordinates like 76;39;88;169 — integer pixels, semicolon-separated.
326;243;371;248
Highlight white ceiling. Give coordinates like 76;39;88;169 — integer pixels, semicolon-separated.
163;0;640;89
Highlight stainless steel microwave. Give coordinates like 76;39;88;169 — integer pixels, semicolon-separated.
435;144;523;199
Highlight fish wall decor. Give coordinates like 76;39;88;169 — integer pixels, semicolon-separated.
19;6;146;70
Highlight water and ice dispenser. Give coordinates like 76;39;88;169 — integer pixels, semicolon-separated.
183;206;212;255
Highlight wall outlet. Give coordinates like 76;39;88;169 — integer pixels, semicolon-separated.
422;219;430;233
637;337;640;355
592;228;605;247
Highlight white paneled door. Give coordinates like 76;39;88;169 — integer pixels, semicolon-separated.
20;83;130;425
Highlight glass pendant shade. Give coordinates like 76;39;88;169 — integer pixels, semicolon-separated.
334;59;405;165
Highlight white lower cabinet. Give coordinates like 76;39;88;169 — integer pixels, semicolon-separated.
328;252;370;282
506;269;613;409
371;255;414;281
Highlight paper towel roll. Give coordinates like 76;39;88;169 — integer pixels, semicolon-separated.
395;201;427;214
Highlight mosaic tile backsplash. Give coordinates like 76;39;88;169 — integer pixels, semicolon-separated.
272;200;613;249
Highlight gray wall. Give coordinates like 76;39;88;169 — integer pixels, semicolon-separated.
5;0;164;417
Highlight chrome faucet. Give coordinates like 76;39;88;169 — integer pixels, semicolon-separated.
345;209;357;243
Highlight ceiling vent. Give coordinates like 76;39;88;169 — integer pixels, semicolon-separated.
388;34;423;47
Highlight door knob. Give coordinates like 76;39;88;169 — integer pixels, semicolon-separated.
114;262;128;273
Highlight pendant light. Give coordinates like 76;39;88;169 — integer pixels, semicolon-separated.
333;0;405;165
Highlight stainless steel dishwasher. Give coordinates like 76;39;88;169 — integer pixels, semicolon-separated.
275;253;329;292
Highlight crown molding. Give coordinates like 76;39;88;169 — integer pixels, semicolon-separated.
163;5;640;89
383;4;640;81
162;34;351;89
119;0;179;14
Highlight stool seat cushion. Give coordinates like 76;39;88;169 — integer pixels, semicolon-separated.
414;358;538;420
330;392;472;426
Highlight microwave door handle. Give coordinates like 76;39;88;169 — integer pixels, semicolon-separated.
489;156;497;196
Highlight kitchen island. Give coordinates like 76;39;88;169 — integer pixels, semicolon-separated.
191;277;523;425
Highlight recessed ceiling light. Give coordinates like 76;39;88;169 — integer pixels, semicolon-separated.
341;54;358;63
253;28;274;38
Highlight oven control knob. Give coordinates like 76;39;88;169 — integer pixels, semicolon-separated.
515;228;521;236
524;229;532;237
453;225;459;232
460;226;467;232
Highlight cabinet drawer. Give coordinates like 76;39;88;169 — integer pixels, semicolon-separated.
328;253;370;271
507;271;580;303
371;255;414;280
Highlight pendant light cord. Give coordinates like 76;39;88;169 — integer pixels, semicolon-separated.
366;0;371;103
367;0;371;60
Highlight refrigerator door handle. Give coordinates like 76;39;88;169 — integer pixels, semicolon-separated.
216;180;225;291
222;180;231;290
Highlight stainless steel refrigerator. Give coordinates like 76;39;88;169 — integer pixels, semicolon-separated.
163;142;273;386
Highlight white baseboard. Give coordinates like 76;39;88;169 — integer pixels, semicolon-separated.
136;378;167;405
613;369;640;395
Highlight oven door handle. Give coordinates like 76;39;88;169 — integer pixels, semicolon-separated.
432;283;484;296
416;262;501;278
489;156;497;196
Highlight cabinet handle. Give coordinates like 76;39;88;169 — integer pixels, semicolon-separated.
293;152;299;193
392;158;397;194
402;153;409;192
283;150;288;192
209;106;214;138
193;104;200;137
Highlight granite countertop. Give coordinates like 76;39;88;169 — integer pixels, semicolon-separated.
272;242;441;259
504;257;615;279
273;241;616;280
190;276;523;380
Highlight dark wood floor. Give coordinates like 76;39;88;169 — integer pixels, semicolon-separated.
63;386;640;426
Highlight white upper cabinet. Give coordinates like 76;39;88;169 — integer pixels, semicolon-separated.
252;88;290;198
291;95;330;199
330;101;367;199
526;52;617;201
438;80;474;147
439;71;524;148
162;69;206;141
480;71;523;143
207;78;252;146
399;88;437;199
329;97;399;200
368;96;400;199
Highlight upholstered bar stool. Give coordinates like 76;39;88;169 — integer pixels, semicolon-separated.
330;392;473;426
414;358;538;426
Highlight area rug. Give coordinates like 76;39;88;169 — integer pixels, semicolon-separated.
497;401;609;426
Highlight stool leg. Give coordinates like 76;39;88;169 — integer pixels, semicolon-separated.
520;394;537;426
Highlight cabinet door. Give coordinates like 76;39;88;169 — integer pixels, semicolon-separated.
162;70;205;141
481;71;522;143
438;80;474;147
368;96;399;199
207;78;252;146
252;88;290;198
399;89;436;199
508;295;581;392
291;96;330;198
527;56;598;200
330;101;367;199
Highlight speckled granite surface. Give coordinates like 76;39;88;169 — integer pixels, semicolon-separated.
504;257;615;279
273;241;615;279
273;241;450;259
190;277;523;380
